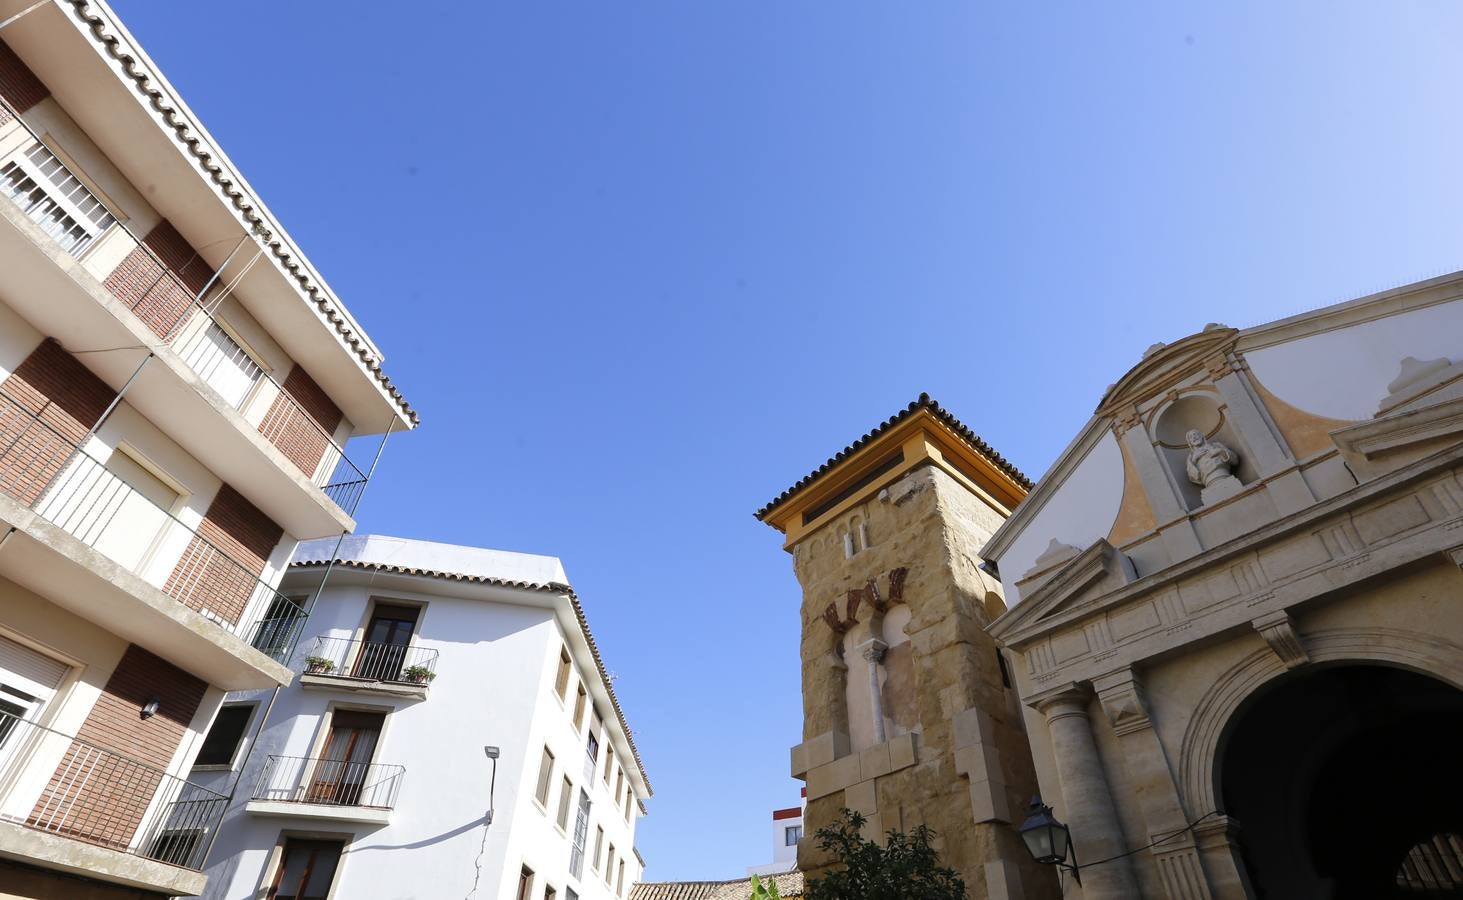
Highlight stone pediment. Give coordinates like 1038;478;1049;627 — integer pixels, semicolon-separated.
990;538;1137;645
1331;395;1463;462
1097;326;1240;417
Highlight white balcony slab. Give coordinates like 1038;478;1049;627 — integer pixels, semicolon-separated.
0;818;208;897
244;799;392;826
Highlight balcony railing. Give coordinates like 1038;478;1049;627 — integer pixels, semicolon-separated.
301;636;440;686
0;712;227;871
0;98;372;515
252;755;404;810
0;388;306;661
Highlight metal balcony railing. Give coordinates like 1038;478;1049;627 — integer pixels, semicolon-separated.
252;755;404;810
300;636;440;686
0;712;227;870
0;97;372;515
0;388;306;662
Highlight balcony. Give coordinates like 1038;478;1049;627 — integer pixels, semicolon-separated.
297;636;440;700
245;755;404;825
0;114;375;538
0;711;220;896
0;388;300;688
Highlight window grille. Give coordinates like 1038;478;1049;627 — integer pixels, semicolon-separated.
0;142;115;256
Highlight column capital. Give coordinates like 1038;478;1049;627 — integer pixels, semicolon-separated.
1027;681;1092;721
857;638;888;664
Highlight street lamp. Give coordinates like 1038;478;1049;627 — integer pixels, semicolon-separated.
1019;796;1080;884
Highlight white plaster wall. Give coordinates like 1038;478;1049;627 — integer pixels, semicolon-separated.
998;432;1126;604
0;301;43;384
200;581;640;900
1246;298;1463;420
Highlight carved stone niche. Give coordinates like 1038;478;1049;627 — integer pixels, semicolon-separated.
1153;393;1258;510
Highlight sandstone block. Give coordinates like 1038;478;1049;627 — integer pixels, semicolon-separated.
860;742;892;781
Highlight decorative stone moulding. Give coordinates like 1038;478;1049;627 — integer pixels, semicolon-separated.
1376;356;1463;416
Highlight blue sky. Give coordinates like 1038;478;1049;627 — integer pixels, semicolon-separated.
113;0;1463;881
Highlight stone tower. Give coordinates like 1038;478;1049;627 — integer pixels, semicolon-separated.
756;395;1059;899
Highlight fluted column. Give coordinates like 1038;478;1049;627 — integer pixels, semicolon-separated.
1032;683;1140;899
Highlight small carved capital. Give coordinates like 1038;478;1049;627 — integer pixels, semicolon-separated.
1112;404;1144;436
1252;609;1308;669
1028;682;1093;722
858;639;888;664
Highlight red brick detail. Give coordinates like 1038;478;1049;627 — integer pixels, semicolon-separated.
102;221;214;341
164;484;282;625
29;646;205;853
0;339;112;506
0;39;47;123
257;365;343;478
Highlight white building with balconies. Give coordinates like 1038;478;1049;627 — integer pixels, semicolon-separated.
195;534;651;900
0;2;416;896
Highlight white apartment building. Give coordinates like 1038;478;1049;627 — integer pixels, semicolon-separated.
0;2;415;897
746;792;803;878
196;534;651;900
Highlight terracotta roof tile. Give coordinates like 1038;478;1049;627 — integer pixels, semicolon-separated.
754;393;1031;521
630;872;804;900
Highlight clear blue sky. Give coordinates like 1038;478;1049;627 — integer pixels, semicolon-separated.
113;1;1463;881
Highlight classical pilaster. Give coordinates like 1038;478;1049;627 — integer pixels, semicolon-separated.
1093;669;1212;900
1031;683;1139;899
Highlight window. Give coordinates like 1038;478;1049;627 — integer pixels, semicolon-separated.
604;747;614;785
606;845;616;884
555;647;571;699
268;839;343;900
177;320;265;410
586;717;601;767
615;768;624;799
535;746;555;807
592;826;604;872
251;595;306;661
617;859;626;896
0;141;115;257
624;784;633;824
195;703;254;767
567;891;579;900
569;790;590;878
785;825;803;846
544;887;557;900
355;604;420;681
573;684;587;730
516;866;534;900
556;775;573;830
146;828;202;868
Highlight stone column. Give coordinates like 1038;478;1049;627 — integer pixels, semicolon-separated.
1093;669;1212;900
1032;683;1139;899
859;639;888;745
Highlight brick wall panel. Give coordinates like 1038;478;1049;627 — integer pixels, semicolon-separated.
257;365;343;478
29;646;205;852
102;221;214;341
0;39;48;123
164;484;283;625
0;339;112;506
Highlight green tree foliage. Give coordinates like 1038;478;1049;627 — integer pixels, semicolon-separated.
748;873;783;900
803;809;967;900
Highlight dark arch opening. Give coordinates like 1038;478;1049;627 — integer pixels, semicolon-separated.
1219;664;1463;898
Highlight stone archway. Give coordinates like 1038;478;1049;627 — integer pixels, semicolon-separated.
1216;663;1463;898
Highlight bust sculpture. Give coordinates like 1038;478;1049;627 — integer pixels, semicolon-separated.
1185;428;1243;504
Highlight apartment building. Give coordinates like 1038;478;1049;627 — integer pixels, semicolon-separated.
196;534;651;900
0;2;415;897
747;791;803;878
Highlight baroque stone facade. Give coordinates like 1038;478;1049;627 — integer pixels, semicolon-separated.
982;278;1463;897
757;397;1060;899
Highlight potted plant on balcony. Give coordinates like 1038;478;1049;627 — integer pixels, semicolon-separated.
401;665;436;685
304;656;336;675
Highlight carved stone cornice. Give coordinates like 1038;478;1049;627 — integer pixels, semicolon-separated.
1252;610;1308;669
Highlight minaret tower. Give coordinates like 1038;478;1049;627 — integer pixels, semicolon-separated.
756;395;1059;899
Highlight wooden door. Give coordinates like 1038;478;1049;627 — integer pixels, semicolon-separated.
306;710;383;805
352;604;419;681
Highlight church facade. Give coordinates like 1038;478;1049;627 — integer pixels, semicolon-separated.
981;273;1463;898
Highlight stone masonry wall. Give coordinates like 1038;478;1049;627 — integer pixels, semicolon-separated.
790;463;1058;899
